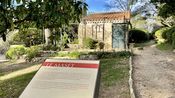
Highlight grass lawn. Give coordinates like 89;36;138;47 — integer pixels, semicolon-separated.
156;42;174;51
0;56;130;98
0;71;37;98
99;57;130;98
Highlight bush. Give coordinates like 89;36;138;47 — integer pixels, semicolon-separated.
54;51;85;59
13;28;43;47
5;45;26;59
25;46;41;62
172;32;175;48
88;51;132;59
164;26;175;43
154;27;169;44
43;45;59;51
159;26;175;48
129;29;148;43
83;37;98;49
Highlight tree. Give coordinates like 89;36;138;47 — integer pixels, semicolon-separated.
0;0;87;41
151;0;175;27
105;0;156;17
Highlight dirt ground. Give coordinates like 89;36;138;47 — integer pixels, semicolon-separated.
133;44;175;98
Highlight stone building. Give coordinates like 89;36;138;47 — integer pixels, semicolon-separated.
78;11;131;50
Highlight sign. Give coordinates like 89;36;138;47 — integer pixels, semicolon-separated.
20;59;100;98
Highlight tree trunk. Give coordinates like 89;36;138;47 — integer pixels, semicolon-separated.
45;28;51;46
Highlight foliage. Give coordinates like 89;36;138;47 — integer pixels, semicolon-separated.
154;27;168;43
151;0;175;27
129;29;148;43
156;42;173;51
151;0;175;18
43;45;59;51
172;32;175;48
88;51;132;59
25;46;41;62
5;45;26;59
163;26;175;43
150;27;162;39
0;0;87;40
83;37;98;49
54;51;85;59
13;28;43;47
61;33;70;49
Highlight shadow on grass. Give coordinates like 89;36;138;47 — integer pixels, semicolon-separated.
0;71;37;98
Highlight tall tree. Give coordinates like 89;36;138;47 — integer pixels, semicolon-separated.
105;0;156;17
151;0;175;27
0;0;87;41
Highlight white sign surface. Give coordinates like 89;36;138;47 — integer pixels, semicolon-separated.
20;59;100;98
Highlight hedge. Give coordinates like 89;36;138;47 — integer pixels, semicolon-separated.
129;29;148;43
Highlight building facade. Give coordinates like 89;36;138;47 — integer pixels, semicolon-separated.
78;11;131;50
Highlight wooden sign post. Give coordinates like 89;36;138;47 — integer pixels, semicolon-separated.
20;59;100;98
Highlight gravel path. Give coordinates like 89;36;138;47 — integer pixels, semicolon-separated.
133;45;175;98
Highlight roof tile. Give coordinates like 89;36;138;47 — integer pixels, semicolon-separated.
83;11;130;21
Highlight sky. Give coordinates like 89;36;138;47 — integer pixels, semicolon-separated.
86;0;107;12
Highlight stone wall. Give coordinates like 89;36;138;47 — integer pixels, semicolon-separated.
78;22;113;50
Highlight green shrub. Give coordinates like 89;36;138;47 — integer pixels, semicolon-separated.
88;51;132;59
54;51;85;59
165;26;175;43
68;51;82;58
25;46;41;62
155;27;169;44
83;37;98;49
129;29;148;43
172;31;175;48
159;26;175;48
43;45;59;51
5;45;26;59
13;28;43;47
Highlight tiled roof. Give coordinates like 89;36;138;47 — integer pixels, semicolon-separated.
83;11;130;21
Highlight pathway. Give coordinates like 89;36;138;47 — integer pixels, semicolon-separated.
133;45;175;98
0;64;40;81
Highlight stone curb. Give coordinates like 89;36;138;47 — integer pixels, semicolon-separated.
129;49;136;98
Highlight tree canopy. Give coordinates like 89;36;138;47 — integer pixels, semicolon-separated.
0;0;87;41
151;0;175;27
151;0;175;18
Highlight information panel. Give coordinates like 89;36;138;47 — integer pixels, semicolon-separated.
20;59;100;98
